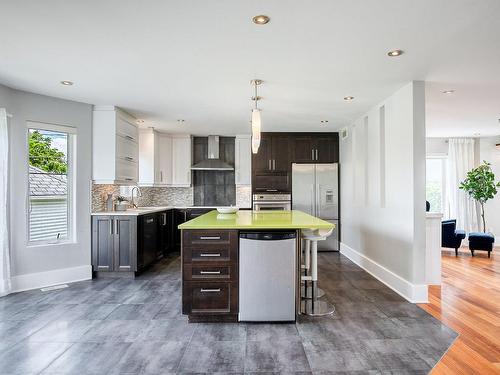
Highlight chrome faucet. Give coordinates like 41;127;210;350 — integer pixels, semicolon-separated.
131;186;142;208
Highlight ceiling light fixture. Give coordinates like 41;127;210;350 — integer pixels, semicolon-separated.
136;119;145;124
387;49;404;57
60;80;74;86
177;119;185;124
250;79;263;154
344;96;354;101
442;90;455;94
320;120;329;124
252;15;270;25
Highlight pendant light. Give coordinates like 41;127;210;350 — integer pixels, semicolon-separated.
251;79;262;154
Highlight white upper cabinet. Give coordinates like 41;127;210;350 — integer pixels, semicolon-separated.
138;132;190;187
171;135;192;187
92;106;139;184
235;134;251;186
138;130;174;186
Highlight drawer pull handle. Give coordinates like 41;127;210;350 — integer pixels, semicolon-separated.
125;156;134;161
125;135;135;141
199;236;221;240
199;253;221;257
200;288;221;293
200;271;221;275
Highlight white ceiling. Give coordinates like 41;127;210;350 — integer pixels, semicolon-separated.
0;0;499;136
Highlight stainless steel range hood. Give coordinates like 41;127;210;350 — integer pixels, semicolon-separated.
191;135;234;171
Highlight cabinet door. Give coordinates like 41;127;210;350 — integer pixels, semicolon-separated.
139;214;158;269
158;211;171;257
314;134;339;163
158;135;173;185
251;134;272;173
235;135;251;185
92;216;114;271
271;134;292;172
172;136;192;186
292;136;315;163
114;216;137;272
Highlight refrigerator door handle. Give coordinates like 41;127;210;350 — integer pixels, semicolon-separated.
311;149;314;160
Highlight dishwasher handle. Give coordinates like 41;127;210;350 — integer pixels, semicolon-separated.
240;231;296;241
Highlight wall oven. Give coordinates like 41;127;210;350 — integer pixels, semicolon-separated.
252;194;292;211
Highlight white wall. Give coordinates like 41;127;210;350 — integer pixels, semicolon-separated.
1;84;93;292
340;81;427;302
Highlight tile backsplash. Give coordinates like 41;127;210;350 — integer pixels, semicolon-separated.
92;184;251;212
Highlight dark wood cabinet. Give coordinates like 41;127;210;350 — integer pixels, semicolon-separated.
252;133;292;193
291;133;339;163
182;229;239;322
92;212;166;276
292;136;316;162
315;133;339;163
92;215;137;275
138;214;157;270
114;216;137;272
252;132;338;193
158;210;172;257
92;216;114;272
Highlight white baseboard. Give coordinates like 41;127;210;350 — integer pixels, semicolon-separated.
340;242;428;303
11;265;92;293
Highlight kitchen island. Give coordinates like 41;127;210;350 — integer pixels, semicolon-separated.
179;210;334;322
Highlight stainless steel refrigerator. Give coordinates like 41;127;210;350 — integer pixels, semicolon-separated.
292;163;339;251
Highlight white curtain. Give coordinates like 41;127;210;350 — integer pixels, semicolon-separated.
447;138;479;233
0;108;11;296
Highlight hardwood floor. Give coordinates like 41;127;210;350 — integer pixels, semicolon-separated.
419;248;500;374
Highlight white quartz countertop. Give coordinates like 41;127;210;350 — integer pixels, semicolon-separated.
91;206;249;216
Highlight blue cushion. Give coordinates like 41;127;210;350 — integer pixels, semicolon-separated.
468;232;494;242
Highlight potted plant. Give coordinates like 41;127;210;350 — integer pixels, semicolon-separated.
115;195;129;211
460;161;500;233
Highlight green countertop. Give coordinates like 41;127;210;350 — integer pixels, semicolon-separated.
178;210;335;230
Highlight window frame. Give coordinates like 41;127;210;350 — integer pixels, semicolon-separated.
426;154;448;215
26;121;77;246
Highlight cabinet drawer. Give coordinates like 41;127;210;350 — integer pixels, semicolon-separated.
116;135;138;162
184;264;236;281
183;230;237;247
116;116;138;142
183;282;237;315
183;246;236;263
116;158;138;182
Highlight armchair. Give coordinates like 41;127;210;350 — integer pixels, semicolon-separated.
441;219;466;256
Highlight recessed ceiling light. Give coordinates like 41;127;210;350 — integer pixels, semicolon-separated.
473;133;481;137
60;80;74;86
177;119;185;124
320;120;329;124
344;96;354;101
387;49;404;57
136;119;145;124
252;15;270;25
442;90;455;94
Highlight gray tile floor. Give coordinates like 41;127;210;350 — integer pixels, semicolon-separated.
0;253;457;374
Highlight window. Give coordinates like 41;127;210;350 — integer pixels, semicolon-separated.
27;122;76;244
426;157;447;214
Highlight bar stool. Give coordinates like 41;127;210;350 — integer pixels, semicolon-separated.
301;238;325;299
300;231;335;316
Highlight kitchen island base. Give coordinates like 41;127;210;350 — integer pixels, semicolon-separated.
179;210;334;323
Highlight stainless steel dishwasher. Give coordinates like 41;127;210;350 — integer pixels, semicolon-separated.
239;231;296;322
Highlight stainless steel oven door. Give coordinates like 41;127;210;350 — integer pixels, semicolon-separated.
252;201;291;211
